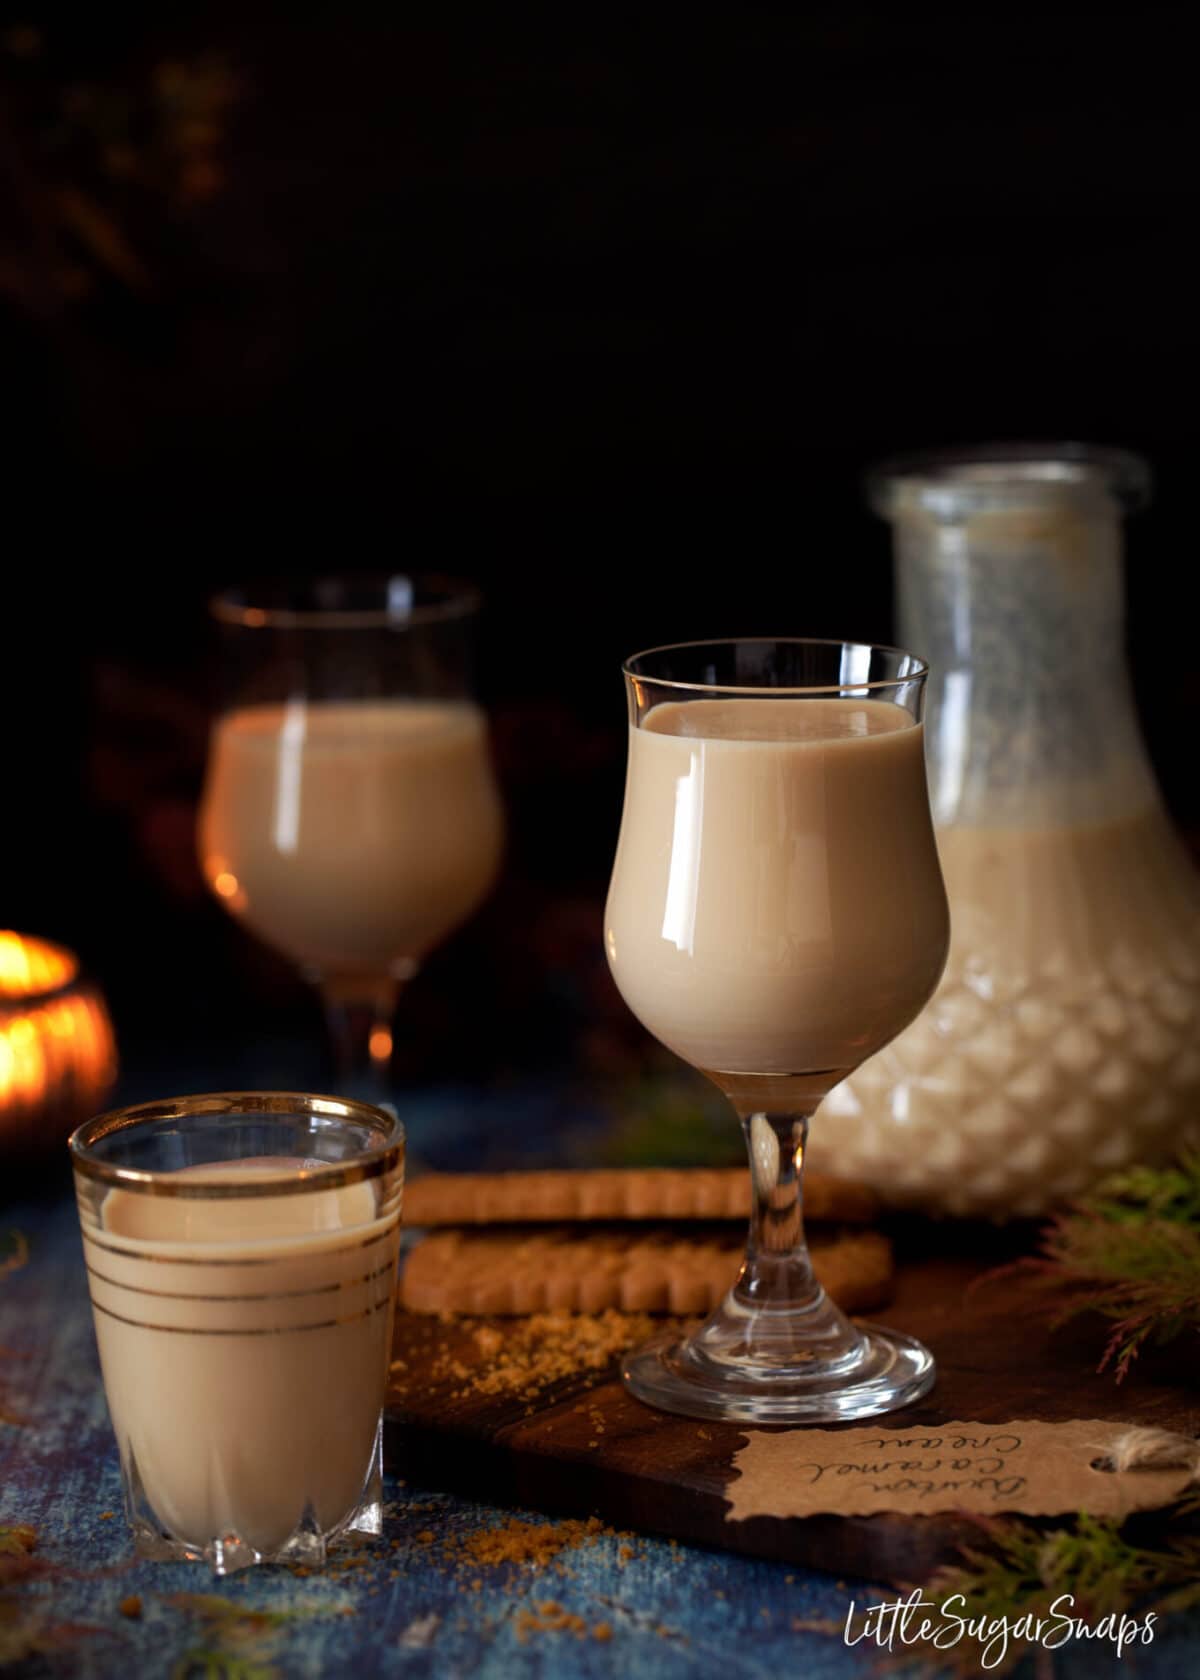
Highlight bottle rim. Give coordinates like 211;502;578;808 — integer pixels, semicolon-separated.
867;442;1151;520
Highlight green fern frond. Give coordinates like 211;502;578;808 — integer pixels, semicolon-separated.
1003;1155;1200;1380
899;1499;1200;1675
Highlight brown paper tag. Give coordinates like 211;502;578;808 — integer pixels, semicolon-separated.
725;1419;1195;1522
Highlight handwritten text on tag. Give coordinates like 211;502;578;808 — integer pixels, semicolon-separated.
725;1419;1195;1522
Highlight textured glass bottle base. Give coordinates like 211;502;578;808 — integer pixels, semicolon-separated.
818;885;1200;1218
123;1419;385;1575
623;1318;935;1424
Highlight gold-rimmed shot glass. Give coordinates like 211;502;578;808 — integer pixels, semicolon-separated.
69;1092;404;1574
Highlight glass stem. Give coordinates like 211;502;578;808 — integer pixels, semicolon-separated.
682;1104;865;1374
319;977;401;1104
735;1111;824;1311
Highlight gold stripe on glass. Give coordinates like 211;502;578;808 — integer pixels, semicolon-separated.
80;1223;399;1266
83;1259;396;1302
89;1295;394;1337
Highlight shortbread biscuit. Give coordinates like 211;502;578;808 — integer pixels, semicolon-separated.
400;1225;892;1316
403;1168;877;1228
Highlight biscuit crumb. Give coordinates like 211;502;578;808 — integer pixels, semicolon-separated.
462;1514;608;1569
395;1309;659;1402
515;1600;589;1641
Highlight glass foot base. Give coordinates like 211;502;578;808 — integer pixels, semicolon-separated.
623;1322;936;1424
123;1420;384;1574
129;1501;382;1574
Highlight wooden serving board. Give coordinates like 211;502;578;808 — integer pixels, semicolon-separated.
383;1231;1196;1585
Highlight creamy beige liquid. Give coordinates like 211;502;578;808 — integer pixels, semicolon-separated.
605;698;949;1092
199;701;503;977
81;1163;400;1555
818;804;1200;1213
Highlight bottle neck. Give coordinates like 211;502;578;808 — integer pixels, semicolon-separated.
893;502;1157;829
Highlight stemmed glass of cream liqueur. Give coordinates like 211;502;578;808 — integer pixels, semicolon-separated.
198;576;504;1097
605;639;950;1422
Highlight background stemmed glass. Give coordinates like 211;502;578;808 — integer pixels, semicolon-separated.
198;575;504;1098
605;638;950;1422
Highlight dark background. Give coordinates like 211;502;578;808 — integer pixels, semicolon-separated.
4;6;1198;1095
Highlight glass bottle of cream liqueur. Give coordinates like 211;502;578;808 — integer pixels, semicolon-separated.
814;446;1200;1216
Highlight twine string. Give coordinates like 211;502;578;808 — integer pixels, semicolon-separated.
1095;1426;1200;1481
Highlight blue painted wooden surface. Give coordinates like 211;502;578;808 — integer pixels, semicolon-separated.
4;1084;1200;1678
